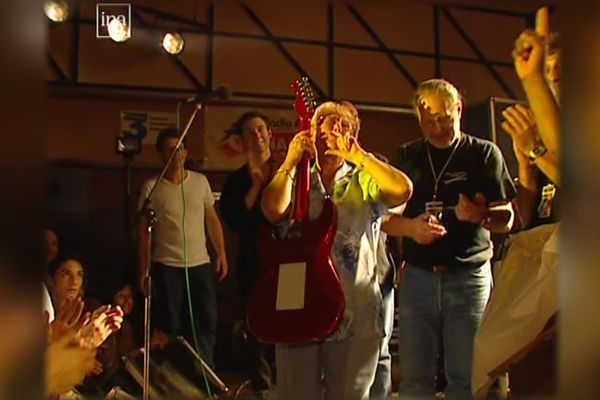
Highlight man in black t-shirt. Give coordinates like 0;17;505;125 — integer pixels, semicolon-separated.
219;111;276;399
383;79;516;399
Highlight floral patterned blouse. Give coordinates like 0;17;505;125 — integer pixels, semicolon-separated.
283;162;387;340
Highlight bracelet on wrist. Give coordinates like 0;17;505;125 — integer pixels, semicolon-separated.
275;168;295;182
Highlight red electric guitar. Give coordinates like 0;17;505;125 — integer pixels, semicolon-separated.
247;77;345;344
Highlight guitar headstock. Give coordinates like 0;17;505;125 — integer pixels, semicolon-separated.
291;77;318;130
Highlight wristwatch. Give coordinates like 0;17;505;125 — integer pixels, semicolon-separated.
528;142;547;163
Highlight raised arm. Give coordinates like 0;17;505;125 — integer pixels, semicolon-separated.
261;131;314;223
513;8;559;157
325;136;413;208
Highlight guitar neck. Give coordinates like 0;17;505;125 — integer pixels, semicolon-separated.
290;77;316;224
292;152;310;222
292;112;313;222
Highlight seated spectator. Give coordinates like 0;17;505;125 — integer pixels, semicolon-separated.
45;255;124;398
86;281;142;396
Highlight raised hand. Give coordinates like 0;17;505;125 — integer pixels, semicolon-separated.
323;132;366;166
78;305;124;349
501;104;539;164
535;7;550;39
282;130;316;168
513;7;549;81
49;296;87;343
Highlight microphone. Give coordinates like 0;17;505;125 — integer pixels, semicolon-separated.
185;85;231;103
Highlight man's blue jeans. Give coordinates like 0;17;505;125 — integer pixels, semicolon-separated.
397;262;491;400
152;262;218;368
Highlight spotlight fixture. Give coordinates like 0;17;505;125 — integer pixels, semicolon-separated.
162;32;184;55
108;17;130;43
44;0;69;22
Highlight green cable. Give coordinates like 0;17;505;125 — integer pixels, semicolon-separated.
179;147;213;397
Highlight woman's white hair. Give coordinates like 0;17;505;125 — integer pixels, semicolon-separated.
311;100;361;137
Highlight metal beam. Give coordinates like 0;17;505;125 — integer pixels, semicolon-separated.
525;11;536;28
345;3;418;89
213;30;514;67
440;6;516;98
440;3;529;18
170;56;207;91
75;17;203;34
433;5;441;78
47;81;414;113
48;81;199;97
132;9;207;92
206;4;215;91
327;3;335;99
69;17;514;67
239;3;327;99
70;4;80;82
47;1;525;104
134;4;209;32
47;52;68;81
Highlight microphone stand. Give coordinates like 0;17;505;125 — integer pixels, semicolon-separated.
133;103;203;400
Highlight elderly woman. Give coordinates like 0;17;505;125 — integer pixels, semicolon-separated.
261;100;412;400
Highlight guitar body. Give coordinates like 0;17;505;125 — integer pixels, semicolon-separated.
247;77;345;344
248;197;344;343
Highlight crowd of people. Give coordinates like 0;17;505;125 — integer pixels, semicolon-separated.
43;6;559;400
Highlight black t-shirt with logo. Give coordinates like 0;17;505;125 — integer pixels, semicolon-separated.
392;133;517;269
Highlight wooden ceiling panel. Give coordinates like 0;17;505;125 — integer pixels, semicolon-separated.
441;60;520;103
213;37;305;96
345;0;434;54
334;48;426;105
448;8;526;63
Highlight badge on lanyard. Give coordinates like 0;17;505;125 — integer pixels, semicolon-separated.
537;183;556;219
425;137;461;222
425;200;444;221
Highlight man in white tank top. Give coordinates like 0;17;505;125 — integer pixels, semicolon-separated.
137;128;228;367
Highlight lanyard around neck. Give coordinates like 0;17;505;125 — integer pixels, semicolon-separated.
425;137;461;200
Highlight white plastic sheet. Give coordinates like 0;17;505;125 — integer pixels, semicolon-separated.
472;223;559;398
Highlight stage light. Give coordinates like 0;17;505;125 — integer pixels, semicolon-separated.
108;17;130;42
44;0;69;22
162;32;184;55
115;136;141;160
